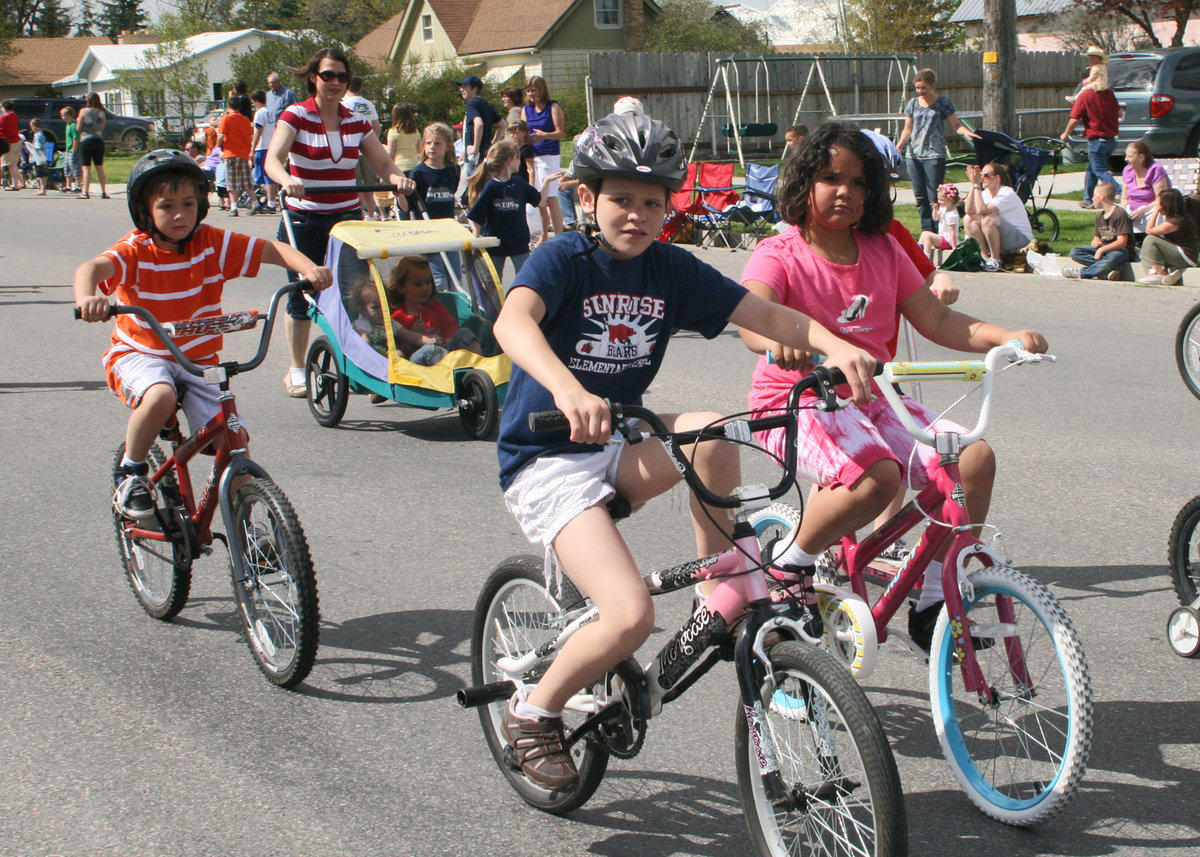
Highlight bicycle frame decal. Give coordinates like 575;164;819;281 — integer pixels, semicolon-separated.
647;553;723;592
743;701;780;774
652;606;728;690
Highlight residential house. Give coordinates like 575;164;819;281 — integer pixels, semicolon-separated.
357;0;662;92
52;29;299;121
948;0;1200;51
1;36;110;99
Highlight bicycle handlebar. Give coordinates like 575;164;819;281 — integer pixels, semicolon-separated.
878;342;1054;447
528;364;879;510
73;280;312;378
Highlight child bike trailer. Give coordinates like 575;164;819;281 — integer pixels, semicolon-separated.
303;219;510;439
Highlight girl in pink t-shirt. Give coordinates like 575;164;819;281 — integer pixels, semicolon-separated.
737;121;1047;650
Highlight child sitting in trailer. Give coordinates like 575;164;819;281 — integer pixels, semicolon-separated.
350;280;404;356
386;255;482;365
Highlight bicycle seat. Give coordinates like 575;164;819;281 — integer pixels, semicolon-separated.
607;495;632;521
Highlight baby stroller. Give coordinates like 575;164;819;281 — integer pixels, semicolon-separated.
970;129;1062;242
293;212;510;440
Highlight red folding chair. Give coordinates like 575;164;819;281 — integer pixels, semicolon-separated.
693;162;741;249
658;162;699;243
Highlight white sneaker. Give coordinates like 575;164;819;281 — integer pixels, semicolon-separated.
1062;267;1081;279
230;207;238;217
1163;268;1185;286
1139;272;1165;284
984;257;1002;272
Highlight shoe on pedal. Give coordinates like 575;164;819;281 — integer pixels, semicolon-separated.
114;463;156;520
501;696;578;790
908;601;995;655
767;563;823;638
874;538;910;568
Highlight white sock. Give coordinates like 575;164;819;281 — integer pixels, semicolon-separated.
120;456;146;470
513;684;560;720
915;560;944;612
775;542;821;568
289;366;306;386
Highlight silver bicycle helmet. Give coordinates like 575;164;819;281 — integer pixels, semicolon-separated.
127;149;211;250
572;112;686;192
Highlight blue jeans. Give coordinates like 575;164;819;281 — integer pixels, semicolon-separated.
277;208;361;318
1085;138;1121;200
908;155;946;233
558;183;579;228
428;250;463;293
1069;245;1129;278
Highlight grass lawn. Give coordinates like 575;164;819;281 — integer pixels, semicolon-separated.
892;203;1097;257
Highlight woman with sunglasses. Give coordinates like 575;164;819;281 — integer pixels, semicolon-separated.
265;47;417;398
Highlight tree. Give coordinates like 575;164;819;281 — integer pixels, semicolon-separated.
0;19;15;82
1080;0;1199;47
844;0;964;52
112;14;208;138
5;0;44;36
34;0;72;36
299;0;406;45
232;0;303;30
75;0;98;36
228;31;344;100
642;0;771;53
98;0;148;41
1042;6;1131;53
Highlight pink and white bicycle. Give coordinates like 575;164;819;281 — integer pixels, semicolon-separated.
751;343;1093;826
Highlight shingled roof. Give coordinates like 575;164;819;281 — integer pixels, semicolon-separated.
457;0;576;54
4;37;110;87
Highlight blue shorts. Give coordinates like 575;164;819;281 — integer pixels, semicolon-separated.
253;150;274;187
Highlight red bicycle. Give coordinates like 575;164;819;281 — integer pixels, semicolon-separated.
76;283;320;688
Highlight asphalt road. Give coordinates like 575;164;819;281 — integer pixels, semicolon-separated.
2;190;1199;857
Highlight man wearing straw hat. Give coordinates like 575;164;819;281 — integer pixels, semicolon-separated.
1060;46;1122;209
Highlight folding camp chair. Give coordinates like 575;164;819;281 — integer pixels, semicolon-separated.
658;162;700;244
692;162;741;249
728;162;779;246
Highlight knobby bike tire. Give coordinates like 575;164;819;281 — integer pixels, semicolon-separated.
928;565;1092;826
113;443;192;621
1175;302;1200;402
228;478;320;688
1168;495;1200;606
470;556;609;815
735;641;907;857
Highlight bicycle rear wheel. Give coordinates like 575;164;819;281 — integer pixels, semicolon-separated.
736;641;907;857
1174;302;1200;401
113;444;192;620
928;565;1091;826
1167;495;1200;606
227;478;319;688
1030;207;1059;242
470;556;609;814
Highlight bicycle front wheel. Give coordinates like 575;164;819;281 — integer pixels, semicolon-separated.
113;444;192;620
1175;302;1200;401
1168;495;1200;606
228;478;320;688
471;556;609;815
736;641;907;857
928;565;1092;826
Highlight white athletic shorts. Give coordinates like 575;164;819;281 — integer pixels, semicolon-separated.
109;351;246;436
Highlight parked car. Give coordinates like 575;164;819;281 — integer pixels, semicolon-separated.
9;97;154;151
1067;48;1200;158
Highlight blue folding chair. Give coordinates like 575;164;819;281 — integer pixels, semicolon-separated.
729;162;779;243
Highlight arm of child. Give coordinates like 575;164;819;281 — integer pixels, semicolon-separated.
73;255;117;322
259;240;333;291
494;286;612;443
900;286;1047;354
928;271;959;305
732;285;875;403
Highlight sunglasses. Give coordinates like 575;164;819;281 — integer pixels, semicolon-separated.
316;70;350;83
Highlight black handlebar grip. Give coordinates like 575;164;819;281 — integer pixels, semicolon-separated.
73;305;118;320
528;410;571;432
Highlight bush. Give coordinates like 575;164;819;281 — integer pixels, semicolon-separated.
375;62;476;128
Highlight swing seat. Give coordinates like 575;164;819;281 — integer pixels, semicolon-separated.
720;122;778;138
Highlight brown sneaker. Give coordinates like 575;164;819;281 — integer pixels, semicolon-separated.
501;697;579;790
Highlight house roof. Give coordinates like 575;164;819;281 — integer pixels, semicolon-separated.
426;0;489;48
4;37;110;87
356;11;406;70
54;29;298;87
458;0;576;55
949;0;1074;24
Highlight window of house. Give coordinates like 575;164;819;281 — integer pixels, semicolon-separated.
595;0;621;28
422;13;433;42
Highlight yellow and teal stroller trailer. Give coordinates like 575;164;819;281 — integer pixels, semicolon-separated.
303;219;510;439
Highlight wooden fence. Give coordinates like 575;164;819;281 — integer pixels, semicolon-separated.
587;51;1087;159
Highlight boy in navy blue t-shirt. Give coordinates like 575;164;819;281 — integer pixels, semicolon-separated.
490;112;875;791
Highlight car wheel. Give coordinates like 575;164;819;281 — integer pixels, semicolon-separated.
121;129;148;151
1185;124;1200;158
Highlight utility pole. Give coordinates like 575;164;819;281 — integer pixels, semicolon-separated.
982;0;1017;135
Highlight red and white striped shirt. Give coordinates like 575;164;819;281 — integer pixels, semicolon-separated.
98;225;265;369
279;97;371;213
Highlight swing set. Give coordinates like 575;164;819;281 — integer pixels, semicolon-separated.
688;54;918;168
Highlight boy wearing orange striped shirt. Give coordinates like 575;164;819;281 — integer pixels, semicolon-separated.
74;150;331;519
